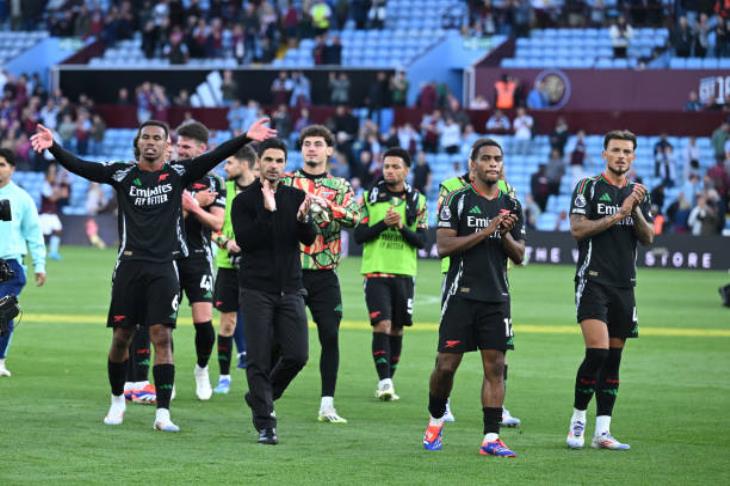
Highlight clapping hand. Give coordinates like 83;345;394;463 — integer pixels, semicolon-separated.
384;207;403;229
297;194;313;222
262;179;277;212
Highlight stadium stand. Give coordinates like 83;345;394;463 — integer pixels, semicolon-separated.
0;30;48;65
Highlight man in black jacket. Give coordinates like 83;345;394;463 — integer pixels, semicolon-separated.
231;138;316;445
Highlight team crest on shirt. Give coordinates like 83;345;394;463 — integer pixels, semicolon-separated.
440;205;451;221
574;194;587;208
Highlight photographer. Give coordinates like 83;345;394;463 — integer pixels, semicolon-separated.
0;148;47;378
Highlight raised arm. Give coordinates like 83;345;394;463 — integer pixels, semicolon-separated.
183;118;277;182
31;124;113;183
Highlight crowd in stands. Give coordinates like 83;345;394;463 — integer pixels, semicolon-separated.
0;69;107;170
37;1;391;65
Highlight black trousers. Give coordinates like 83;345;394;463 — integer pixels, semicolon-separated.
240;288;309;430
302;270;343;397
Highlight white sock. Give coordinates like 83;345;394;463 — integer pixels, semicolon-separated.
378;378;393;388
595;415;611;436
0;358;7;367
110;394;125;411
219;374;231;381
429;416;444;427
320;396;334;410
156;408;171;423
572;408;587;423
484;433;499;442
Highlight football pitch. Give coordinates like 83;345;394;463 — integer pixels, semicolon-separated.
2;247;729;484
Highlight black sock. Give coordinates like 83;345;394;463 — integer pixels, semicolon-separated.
218;334;233;375
596;348;623;416
372;332;391;380
153;364;175;409
483;407;503;435
133;326;150;382
428;393;447;419
574;348;609;410
108;359;127;396
194;321;215;368
389;334;402;379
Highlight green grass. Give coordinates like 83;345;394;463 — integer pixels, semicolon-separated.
2;247;729;484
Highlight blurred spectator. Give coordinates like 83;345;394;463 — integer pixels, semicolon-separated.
672;16;694;58
289;71;311;108
368;0;387;29
271;71;293;106
470;95;490;110
526;80;548;110
445;96;470;129
555;210;571;231
421;110;442;153
367;72;390;124
694;13;711;58
382;126;400;148
75;113;91;155
39;99;59;131
485;109;511;132
417;82;438;112
117;87;131;105
412;151;432;195
227;99;246;135
271;104;292;144
682;136;701;171
313;36;327;65
569;130;587;166
684;90;703;111
549;117;570;156
711;122;729;160
545;148;565;196
609;15;633;58
713;21;728;58
163;26;189;64
512;107;533;154
89;114;106;156
707;155;730;203
440;117;462;155
221;70;238;106
530;164;551;211
58;114;75;148
85;182;108;249
311;0;333;36
397;123;420;155
330;150;350;179
688;193;720;235
390;71;409;107
324;36;343;65
656;145;678;187
136;82;153;123
494;74;517;111
329;72;350;105
523;193;541;230
680;172;702;206
292;107;312;144
173;89;191;107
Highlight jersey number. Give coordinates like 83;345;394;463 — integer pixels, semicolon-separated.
504;318;513;338
200;275;213;292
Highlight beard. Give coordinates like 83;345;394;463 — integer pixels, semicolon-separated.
304;159;320;167
608;165;629;176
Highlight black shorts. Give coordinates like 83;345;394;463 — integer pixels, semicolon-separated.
576;279;638;339
303;269;343;330
107;260;180;328
364;276;414;328
438;295;513;353
178;256;214;304
214;267;238;313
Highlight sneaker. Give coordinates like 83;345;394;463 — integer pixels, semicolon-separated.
423;422;444;451
500;408;521;428
237;352;247;369
132;383;156;405
591;432;630;450
375;380;399;401
194;365;212;401
443;400;455;422
566;419;586;449
0;359;11;377
258;427;278;445
153;409;180;433
48;252;62;261
213;376;231;395
103;395;126;425
480;438;517;457
318;408;348;424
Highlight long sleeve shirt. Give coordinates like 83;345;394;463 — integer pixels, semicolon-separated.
232;180;316;294
47;135;251;263
280;169;359;270
0;181;46;274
